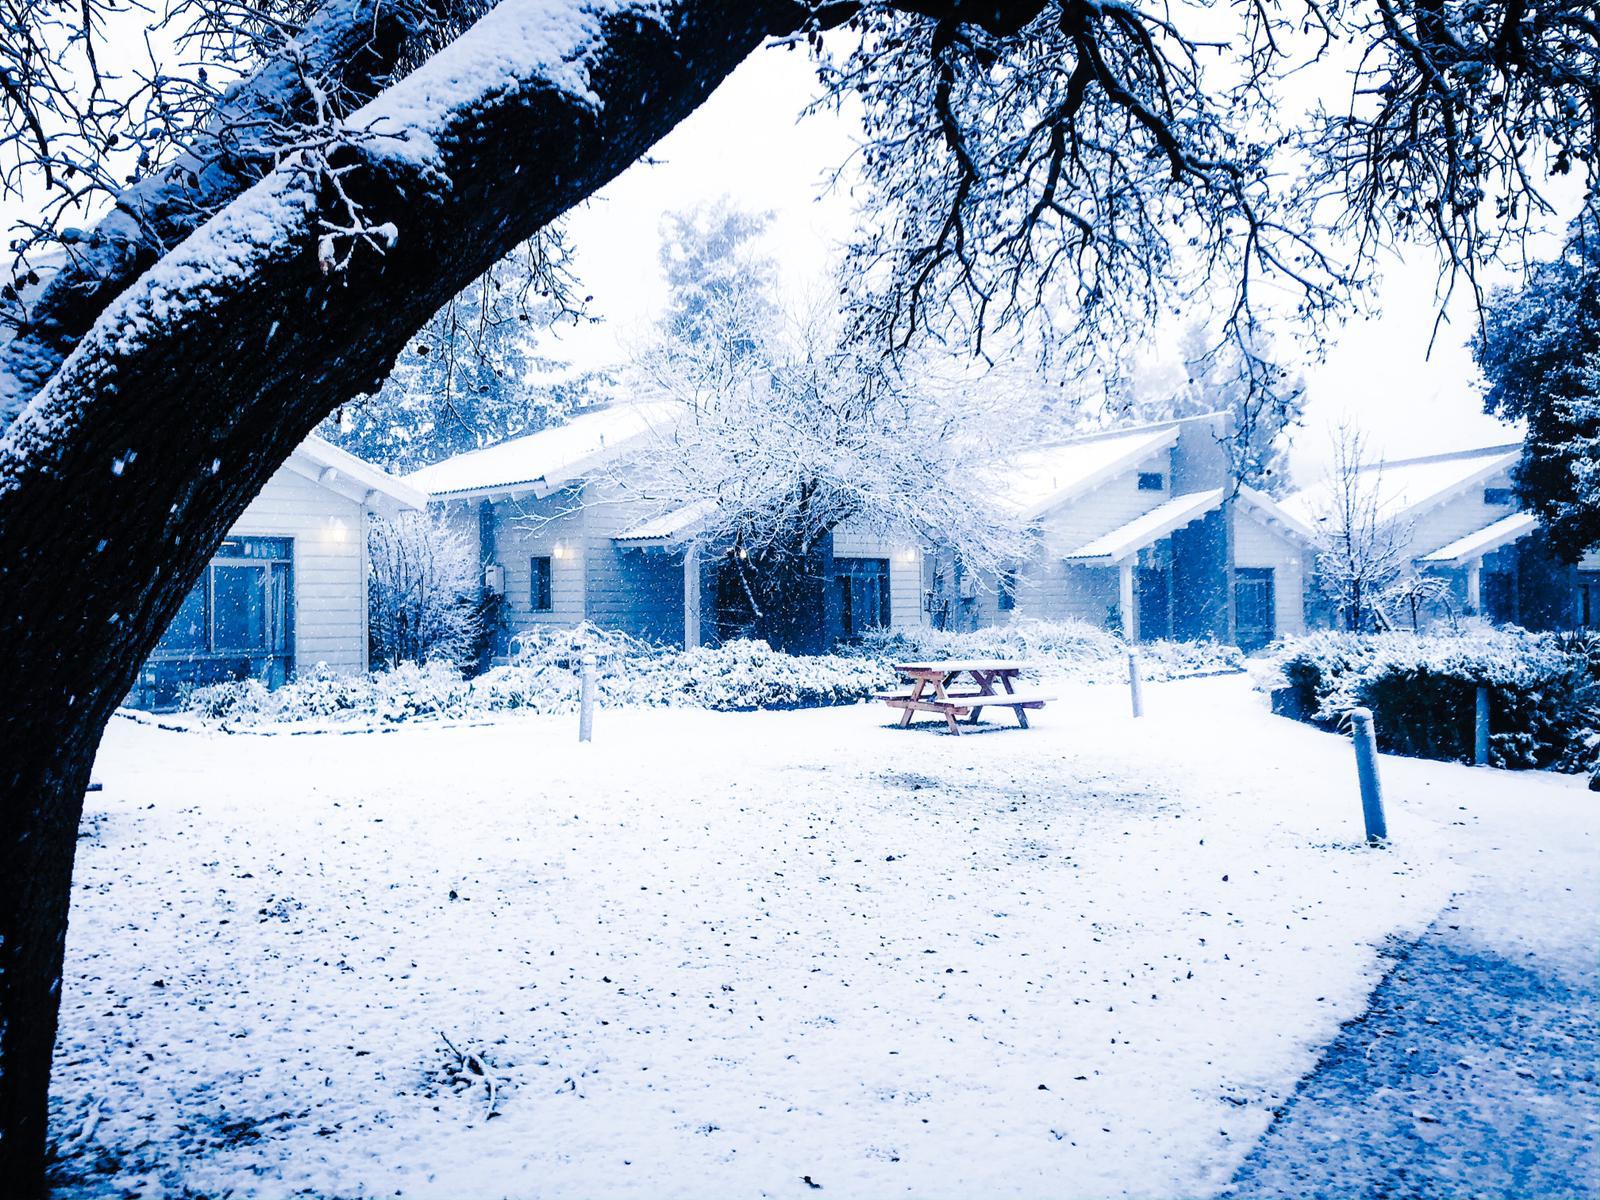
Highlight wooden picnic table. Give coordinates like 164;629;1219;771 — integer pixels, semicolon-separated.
878;660;1054;735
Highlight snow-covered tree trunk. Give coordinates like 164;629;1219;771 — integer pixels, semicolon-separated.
0;2;791;1186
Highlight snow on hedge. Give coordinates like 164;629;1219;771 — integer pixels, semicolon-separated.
850;618;1244;685
179;619;1243;729
1261;625;1600;775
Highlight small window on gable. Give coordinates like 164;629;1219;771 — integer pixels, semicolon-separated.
1138;472;1165;492
531;555;554;612
1484;487;1515;506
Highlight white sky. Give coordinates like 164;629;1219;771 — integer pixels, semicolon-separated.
541;41;1544;490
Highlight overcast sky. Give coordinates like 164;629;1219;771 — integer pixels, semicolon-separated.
542;40;1540;491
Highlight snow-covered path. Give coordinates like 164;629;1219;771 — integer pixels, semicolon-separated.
47;675;1590;1198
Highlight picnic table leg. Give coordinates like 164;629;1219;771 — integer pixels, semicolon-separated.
965;669;1002;725
996;671;1030;728
899;676;925;728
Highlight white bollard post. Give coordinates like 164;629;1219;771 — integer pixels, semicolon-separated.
1349;707;1387;845
1128;651;1144;719
1474;685;1491;767
578;652;595;744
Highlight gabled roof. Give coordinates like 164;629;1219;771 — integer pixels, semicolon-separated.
1420;512;1539;567
613;499;716;547
1062;484;1316;566
405;401;684;501
995;423;1182;521
1282;443;1521;527
1064;488;1224;564
285;437;426;517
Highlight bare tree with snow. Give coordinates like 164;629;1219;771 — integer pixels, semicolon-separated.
367;510;481;668
621;208;1032;649
1311;422;1412;633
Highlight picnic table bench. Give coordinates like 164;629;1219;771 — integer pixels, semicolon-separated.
878;660;1053;735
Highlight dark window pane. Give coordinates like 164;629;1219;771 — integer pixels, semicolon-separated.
213;565;269;651
836;558;890;636
1138;472;1165;491
155;580;208;653
532;556;553;611
1483;488;1515;506
270;562;293;653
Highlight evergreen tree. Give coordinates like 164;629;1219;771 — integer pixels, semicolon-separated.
319;233;604;474
1476;196;1600;562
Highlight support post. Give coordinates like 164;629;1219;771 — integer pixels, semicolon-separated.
1119;561;1138;643
683;541;701;650
578;653;595;744
1475;685;1490;766
1350;707;1387;845
1128;652;1144;718
1466;559;1483;615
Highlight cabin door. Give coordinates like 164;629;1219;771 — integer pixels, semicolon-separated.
1234;567;1276;651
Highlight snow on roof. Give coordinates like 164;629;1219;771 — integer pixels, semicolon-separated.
1282;443;1521;527
613;499;716;546
406;401;684;500
996;425;1180;520
1065;489;1225;564
289;436;426;516
1420;512;1540;567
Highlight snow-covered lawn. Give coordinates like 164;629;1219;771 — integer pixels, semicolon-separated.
50;674;1586;1198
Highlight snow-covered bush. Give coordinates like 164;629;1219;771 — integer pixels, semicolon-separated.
851;618;1242;683
183;618;1241;730
183;629;893;727
1263;627;1600;774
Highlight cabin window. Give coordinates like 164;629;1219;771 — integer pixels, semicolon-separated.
1138;472;1166;492
531;555;554;611
141;535;294;708
1484;487;1515;506
998;569;1018;612
836;558;891;639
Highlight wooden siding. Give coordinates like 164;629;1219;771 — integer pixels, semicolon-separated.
1405;467;1520;559
832;520;926;629
478;490;589;637
1009;449;1176;627
231;464;369;673
1232;506;1307;637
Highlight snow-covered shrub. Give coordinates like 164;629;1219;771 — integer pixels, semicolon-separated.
851;618;1242;683
184;618;1242;730
1263;627;1600;773
183;631;892;727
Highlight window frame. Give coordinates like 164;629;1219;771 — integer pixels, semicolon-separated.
531;554;555;612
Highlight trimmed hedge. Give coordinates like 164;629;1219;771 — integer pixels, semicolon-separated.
1264;628;1600;776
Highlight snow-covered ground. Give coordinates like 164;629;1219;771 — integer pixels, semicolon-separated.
48;674;1593;1198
